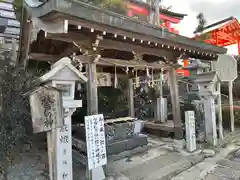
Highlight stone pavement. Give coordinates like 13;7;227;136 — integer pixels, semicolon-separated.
204;149;240;180
103;137;204;180
171;130;240;180
73;136;205;180
4;131;240;180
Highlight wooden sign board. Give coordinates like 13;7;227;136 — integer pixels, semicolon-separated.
97;73;112;87
85;114;107;170
29;86;64;133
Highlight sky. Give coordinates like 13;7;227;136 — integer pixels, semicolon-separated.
162;0;239;55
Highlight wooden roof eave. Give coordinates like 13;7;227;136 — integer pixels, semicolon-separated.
26;0;227;57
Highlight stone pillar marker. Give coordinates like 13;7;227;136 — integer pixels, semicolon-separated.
185;111;196;152
34;57;88;180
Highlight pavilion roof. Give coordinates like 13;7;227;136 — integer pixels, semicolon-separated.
28;0;226;53
193;17;240;47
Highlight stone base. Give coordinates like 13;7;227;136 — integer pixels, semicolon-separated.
107;134;148;155
73;134;148;156
73;134;148;166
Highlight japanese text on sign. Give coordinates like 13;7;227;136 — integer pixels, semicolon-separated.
56;115;73;180
85;114;107;170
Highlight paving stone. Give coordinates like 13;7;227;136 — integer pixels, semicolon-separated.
202;149;216;157
212;166;240;180
205;173;227;180
122;153;183;180
106;147;171;173
144;159;192;180
217;159;240;171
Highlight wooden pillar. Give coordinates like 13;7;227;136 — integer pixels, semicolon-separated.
168;67;183;139
229;81;235;132
86;62;98;115
128;78;135;117
86;61;105;180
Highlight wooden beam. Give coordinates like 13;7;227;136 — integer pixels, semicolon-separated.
45;31;178;59
45;32;93;49
29;53;57;61
28;53;170;69
46;32;91;43
59;45;79;59
29;53;58;61
78;55;170;69
168;67;183;140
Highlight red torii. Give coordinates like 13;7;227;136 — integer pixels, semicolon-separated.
193;17;240;54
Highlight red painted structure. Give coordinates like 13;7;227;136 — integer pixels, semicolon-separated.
125;1;186;34
193;17;240;54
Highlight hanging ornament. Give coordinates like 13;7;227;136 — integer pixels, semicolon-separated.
77;83;82;90
114;65;118;88
151;68;154;87
79;61;83;72
146;67;151;87
135;69;140;88
125;66;129;74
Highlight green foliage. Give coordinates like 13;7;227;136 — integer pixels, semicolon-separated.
0;58;44;178
195;13;207;33
100;0;127;15
13;0;22;22
80;0;127;15
222;106;240;129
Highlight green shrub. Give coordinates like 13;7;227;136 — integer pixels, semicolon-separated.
222;105;240;129
0;58;44;179
101;0;127;15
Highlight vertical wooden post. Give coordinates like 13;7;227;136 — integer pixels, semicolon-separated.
168;67;183;140
229;81;235;132
86;61;105;180
217;82;224;140
87;63;98;115
128;78;135;117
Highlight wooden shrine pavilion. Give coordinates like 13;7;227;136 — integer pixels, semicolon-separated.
194;16;240;54
20;0;227;140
